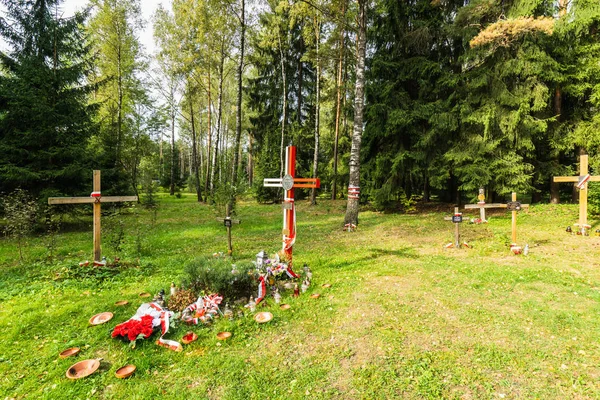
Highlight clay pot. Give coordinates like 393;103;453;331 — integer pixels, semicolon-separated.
279;304;291;310
310;293;321;299
65;359;100;380
115;364;136;379
59;347;80;359
114;300;128;306
216;331;232;341
322;284;332;289
181;332;198;345
139;292;151;298
89;312;113;325
254;312;273;323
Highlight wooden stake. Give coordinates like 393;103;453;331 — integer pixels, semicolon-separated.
93;170;101;262
511;192;517;244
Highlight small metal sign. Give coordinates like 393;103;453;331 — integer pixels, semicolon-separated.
282;202;293;210
223;218;232;227
282;174;294;191
452;215;463;223
506;201;521;211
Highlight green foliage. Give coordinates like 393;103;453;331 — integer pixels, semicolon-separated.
0;0;96;198
181;256;255;301
0;189;38;261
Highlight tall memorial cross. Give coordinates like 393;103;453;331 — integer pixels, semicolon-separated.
263;145;320;264
48;170;138;262
216;204;241;255
464;188;506;223
553;154;600;235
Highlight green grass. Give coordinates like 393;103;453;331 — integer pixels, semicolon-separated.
2;193;600;399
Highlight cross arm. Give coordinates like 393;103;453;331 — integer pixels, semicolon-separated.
48;196;138;205
465;203;507;209
216;217;241;224
553;176;580;183
293;178;321;189
263;178;283;188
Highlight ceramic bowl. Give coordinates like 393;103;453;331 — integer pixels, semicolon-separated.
89;312;113;325
115;364;136;379
216;331;232;341
254;312;273;323
279;304;291;310
114;300;129;306
139;292;151;298
310;293;321;299
181;332;198;345
322;284;332;288
65;359;100;380
59;347;80;359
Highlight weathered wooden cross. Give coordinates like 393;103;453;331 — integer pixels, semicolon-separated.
553;154;600;235
464;188;507;223
444;207;464;248
263;145;320;263
465;192;529;244
48;170;138;262
216;204;241;255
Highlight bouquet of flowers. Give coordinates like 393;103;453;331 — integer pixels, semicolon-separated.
181;293;223;325
112;301;181;351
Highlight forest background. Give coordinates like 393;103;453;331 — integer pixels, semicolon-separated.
1;0;600;217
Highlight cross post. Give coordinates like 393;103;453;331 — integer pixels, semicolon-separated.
444;207;463;248
263;145;320;264
553;154;600;235
216;204;241;255
48;170;138;262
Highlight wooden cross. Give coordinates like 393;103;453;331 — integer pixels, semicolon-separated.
48;170;138;262
553;154;600;234
216;204;241;255
465;192;529;244
464;188;507;223
444;207;463;248
263;145;320;263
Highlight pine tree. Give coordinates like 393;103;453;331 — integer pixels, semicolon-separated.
0;0;96;197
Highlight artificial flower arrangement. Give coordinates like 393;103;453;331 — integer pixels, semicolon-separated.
181;293;223;325
112;300;182;351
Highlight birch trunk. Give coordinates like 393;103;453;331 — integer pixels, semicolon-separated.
344;0;366;225
211;40;225;197
278;30;287;178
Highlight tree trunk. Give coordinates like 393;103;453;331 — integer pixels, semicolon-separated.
278;30;287;178
211;41;225;197
311;17;321;206
190;99;202;202
169;109;175;195
204;68;212;200
332;1;346;200
248;134;254;186
423;175;430;202
232;0;245;188
344;0;366;225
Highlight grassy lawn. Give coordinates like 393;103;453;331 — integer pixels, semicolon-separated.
2;193;600;399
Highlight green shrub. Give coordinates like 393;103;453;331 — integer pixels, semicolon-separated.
181;256;255;301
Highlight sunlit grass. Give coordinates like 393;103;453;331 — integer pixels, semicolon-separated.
1;193;600;399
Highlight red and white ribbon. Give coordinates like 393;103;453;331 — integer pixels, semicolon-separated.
182;294;223;325
256;275;266;304
90;191;101;198
577;174;591;189
348;185;360;199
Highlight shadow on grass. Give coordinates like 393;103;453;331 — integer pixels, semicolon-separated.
326;246;419;269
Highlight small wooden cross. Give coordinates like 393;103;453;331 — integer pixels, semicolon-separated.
553;154;600;234
48;170;138;262
464;188;507;223
263;145;320;264
216;204;241;255
444;207;463;248
465;192;529;244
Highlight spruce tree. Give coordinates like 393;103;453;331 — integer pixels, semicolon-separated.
0;0;96;198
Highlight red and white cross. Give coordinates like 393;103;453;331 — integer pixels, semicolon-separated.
263;145;320;263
